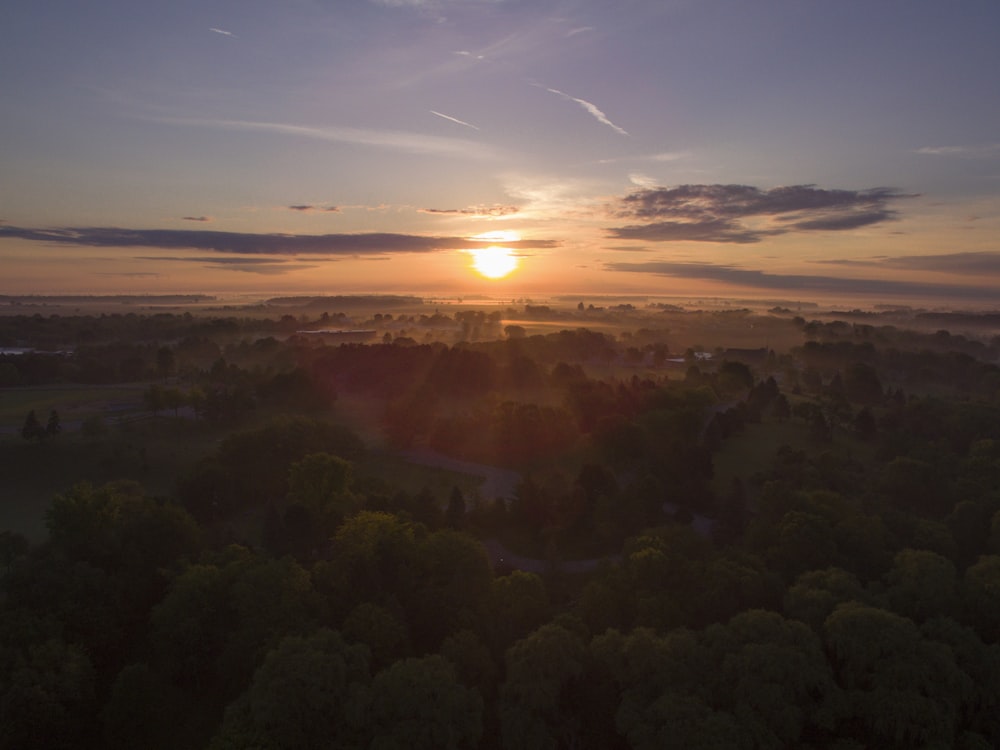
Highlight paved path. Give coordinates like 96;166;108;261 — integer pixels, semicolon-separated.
481;538;619;575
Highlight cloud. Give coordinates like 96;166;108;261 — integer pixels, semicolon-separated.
181;216;212;222
96;272;162;278
597;151;690;165
419;204;520;217
917;144;1000;159
788;210;895;231
537;85;629;136
209;27;236;37
566;26;593;37
610;218;776;244
650;151;689;162
608;184;915;243
629;172;658;188
139;256;320;275
0;225;556;255
287;205;339;213
605;260;1000;300
430;110;480;131
156;116;498;160
815;251;1000;276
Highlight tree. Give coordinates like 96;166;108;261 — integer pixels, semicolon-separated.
341;603;408;669
962;555;1000;641
155;346;175;379
783;567;867;633
408;529;493;651
144;384;165;416
314;511;420;614
771;393;791;422
211;628;371;750
441;629;498;696
100;663;179;750
45;409;61;437
287;452;357;524
704;610;840;748
0;530;29;574
824;602;969;748
481;571;550;655
0;638;97;750
362;655;483;749
882;548;958;623
500;623;589;750
20;409;44;441
446;486;467;529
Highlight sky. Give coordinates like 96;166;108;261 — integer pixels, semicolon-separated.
2;0;1000;306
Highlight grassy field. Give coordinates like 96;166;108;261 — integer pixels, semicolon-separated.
0;385;510;542
0;384;147;430
0;418;229;542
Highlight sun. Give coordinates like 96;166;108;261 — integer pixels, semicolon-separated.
470;245;518;279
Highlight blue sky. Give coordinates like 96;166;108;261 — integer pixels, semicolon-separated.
2;0;999;304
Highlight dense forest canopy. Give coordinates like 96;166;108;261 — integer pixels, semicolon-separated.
2;298;1000;748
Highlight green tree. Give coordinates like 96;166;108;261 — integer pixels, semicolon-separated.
143;384;165;416
704;610;840;748
341;602;408;669
500;623;589;750
20;409;44;441
962;555;1000;641
824;602;969;748
0;638;97;750
45;409;61;437
100;663;179;750
441;629;498;696
286;452;359;542
481;570;550;655
150;550;318;692
882;548;958;623
363;655;483;750
155;346;175;378
784;567;867;633
446;486;467;529
0;530;29;574
314;511;419;614
593;627;726;749
211;628;371;750
409;529;493;651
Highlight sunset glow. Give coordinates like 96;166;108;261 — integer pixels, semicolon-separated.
470;246;518;279
0;2;998;305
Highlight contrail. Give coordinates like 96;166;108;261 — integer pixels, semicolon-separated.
209;27;236;37
430;110;480;131
542;85;628;136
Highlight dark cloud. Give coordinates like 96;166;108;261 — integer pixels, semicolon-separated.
181;216;211;222
815;251;1000;276
606;245;653;252
0;225;557;255
288;205;340;212
786;210;895;231
96;272;162;278
419;205;520;217
139;256;318;275
608;184;915;244
605;260;1000;300
609;218;778;244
